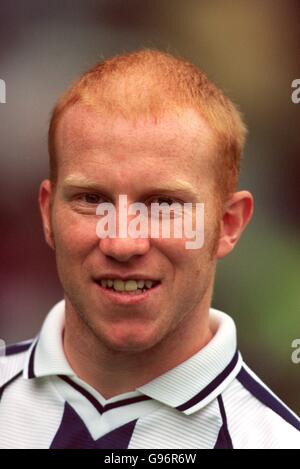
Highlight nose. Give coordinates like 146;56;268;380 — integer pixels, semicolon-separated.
97;196;151;262
99;236;151;262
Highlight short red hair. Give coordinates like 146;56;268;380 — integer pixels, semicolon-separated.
48;49;247;203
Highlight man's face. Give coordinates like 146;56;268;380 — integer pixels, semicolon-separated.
43;105;221;352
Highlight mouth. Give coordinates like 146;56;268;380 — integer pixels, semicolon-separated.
94;277;161;304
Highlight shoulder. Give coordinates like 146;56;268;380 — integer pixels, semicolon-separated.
0;340;33;391
222;363;300;449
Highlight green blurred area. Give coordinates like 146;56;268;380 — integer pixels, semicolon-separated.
215;215;300;412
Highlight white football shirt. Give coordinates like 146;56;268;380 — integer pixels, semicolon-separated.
0;300;299;449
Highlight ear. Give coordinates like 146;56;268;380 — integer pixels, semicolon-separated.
39;179;55;250
216;191;254;259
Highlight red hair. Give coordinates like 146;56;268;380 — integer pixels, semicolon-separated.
48;49;247;203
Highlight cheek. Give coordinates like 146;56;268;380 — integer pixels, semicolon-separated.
151;237;188;263
152;227;215;264
152;236;215;305
52;208;99;259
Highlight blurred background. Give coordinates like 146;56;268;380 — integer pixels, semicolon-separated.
0;0;299;413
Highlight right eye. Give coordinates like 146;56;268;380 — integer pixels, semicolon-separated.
78;193;104;204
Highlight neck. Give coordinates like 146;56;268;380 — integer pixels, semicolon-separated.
63;293;213;399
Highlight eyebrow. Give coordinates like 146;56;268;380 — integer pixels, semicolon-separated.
63;175;102;189
62;175;200;199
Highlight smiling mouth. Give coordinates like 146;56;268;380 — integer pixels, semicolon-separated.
96;278;160;295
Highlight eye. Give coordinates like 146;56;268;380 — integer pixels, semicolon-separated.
147;196;184;219
149;197;180;206
80;193;103;204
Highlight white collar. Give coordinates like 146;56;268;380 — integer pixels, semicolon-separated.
23;300;242;414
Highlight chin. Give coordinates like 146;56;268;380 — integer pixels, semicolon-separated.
98;324;161;353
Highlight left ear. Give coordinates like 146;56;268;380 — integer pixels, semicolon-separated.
217;191;254;259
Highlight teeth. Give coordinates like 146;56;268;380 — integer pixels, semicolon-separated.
113;279;125;291
127;290;143;295
100;278;157;292
124;280;138;291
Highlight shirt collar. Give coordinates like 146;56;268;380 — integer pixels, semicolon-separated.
23;300;242;414
138;310;242;414
23;300;74;379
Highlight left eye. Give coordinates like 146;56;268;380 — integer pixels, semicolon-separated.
149;197;178;206
81;193;102;204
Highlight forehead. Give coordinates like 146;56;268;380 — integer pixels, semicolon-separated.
55;104;217;189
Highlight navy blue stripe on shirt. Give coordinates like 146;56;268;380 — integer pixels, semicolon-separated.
214;395;233;449
50;402;137;449
5;341;33;356
0;371;22;401
27;341;38;378
237;366;300;431
176;350;239;412
59;375;151;414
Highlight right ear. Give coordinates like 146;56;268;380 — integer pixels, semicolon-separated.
39;179;55;250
